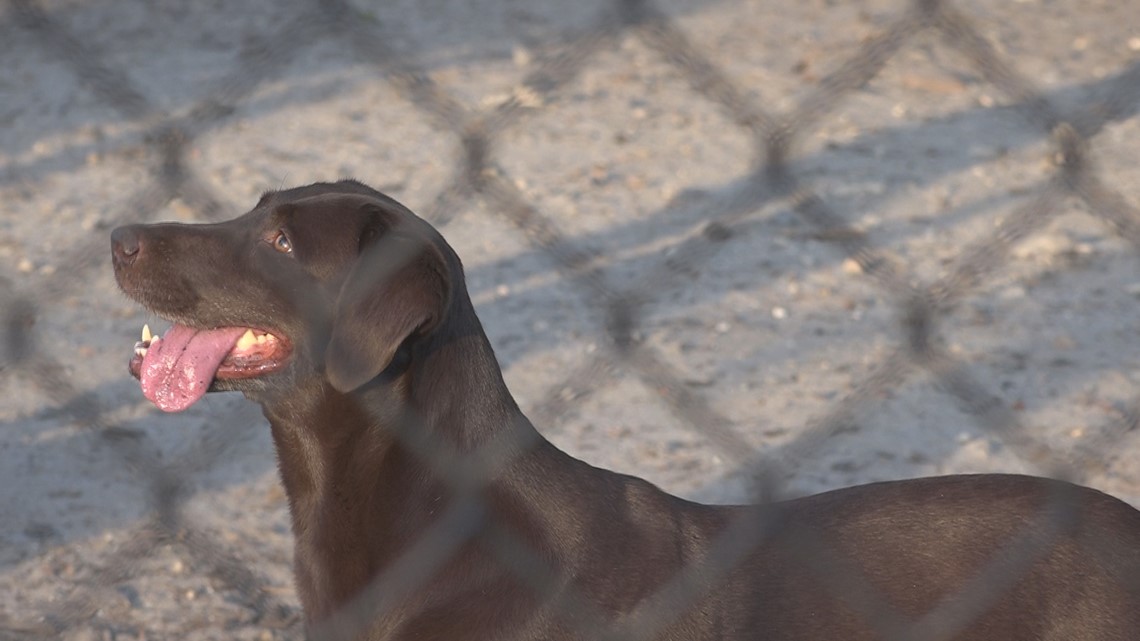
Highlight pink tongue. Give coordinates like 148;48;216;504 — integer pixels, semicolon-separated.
139;324;247;412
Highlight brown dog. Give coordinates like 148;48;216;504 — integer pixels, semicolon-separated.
112;180;1140;640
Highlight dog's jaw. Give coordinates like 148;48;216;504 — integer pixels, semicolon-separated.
127;322;294;412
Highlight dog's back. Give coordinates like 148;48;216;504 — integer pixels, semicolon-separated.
694;474;1140;640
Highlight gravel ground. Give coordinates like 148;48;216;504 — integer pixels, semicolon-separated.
2;0;1140;637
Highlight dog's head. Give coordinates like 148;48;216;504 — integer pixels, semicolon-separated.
112;180;457;412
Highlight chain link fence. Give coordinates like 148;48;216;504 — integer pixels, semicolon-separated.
3;0;1140;638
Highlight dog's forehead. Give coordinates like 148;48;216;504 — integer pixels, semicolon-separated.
255;188;412;229
276;193;378;219
252;195;377;239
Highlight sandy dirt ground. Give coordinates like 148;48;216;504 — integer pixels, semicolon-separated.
2;0;1140;638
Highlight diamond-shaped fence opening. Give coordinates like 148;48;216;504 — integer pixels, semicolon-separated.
2;0;1140;638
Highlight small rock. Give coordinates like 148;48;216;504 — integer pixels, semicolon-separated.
589;164;610;185
899;73;967;94
771;307;787;320
841;258;862;274
1011;234;1073;262
703;222;732;242
168;198;196;221
714;321;730;333
23;522;57;541
511;45;532;67
117;584;142;608
17;258;34;273
998;286;1026;300
1052;335;1076;350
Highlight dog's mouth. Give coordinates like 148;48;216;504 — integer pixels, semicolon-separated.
128;323;292;413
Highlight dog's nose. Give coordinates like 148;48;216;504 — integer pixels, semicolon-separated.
111;225;142;268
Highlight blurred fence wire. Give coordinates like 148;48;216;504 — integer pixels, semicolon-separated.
4;0;1140;638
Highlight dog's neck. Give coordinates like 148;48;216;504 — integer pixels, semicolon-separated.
259;289;557;622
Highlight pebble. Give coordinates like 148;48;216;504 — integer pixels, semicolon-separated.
589;164;609;184
169;199;197;221
1011;234;1073;261
1052;335;1076;350
511;45;532;67
998;286;1027;300
841;258;862;274
900;73;967;94
771;307;788;320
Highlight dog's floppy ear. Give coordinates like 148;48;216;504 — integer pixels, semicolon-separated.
325;230;449;393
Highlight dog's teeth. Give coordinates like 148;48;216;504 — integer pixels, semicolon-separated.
141;324;152;342
256;334;267;344
236;329;258;350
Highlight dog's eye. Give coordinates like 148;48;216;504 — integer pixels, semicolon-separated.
272;231;293;254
